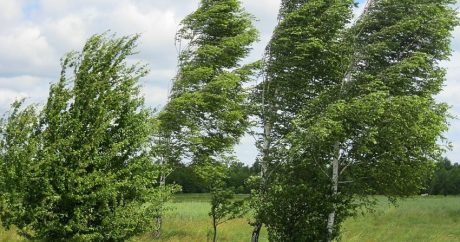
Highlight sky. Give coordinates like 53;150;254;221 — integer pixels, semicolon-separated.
0;0;459;165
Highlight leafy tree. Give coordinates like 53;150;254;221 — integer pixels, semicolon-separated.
194;159;247;242
250;0;354;240
0;101;40;239
166;161;254;194
0;33;175;241
430;158;460;195
166;163;208;193
226;161;253;193
253;0;458;241
158;0;258;240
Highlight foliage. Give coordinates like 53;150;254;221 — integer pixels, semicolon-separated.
253;0;458;241
208;179;247;242
0;34;176;242
250;0;355;240
167;161;256;194
158;0;259;162
166;163;209;193
429;158;460;195
159;0;259;241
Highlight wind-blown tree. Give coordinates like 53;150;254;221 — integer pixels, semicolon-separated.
0;101;40;239
158;0;259;241
0;34;174;242
250;0;354;240
253;0;458;241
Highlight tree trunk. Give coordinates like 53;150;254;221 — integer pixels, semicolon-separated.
212;217;218;242
325;1;376;238
251;118;272;242
251;223;262;242
154;216;162;238
327;144;340;242
154;149;167;238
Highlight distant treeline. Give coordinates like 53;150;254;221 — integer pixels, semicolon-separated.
167;158;460;196
167;162;260;194
427;158;460;195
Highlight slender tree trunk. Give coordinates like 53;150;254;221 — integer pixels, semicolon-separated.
212;216;218;242
154;139;168;238
251;223;262;242
154;170;166;238
327;144;340;242
252;119;272;242
325;1;375;238
156;173;166;233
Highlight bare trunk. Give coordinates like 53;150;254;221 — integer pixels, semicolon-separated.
261;120;271;180
325;1;376;239
155;173;166;237
327;144;340;242
212;216;218;242
251;223;262;242
154;151;167;238
252;120;272;241
154;216;162;238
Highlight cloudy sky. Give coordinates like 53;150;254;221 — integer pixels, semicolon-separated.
0;0;459;164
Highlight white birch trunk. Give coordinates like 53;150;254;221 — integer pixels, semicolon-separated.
327;144;340;242
325;0;376;239
251;120;272;242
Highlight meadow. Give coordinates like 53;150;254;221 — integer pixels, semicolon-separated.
1;195;459;242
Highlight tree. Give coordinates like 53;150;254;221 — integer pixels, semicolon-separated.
429;158;460;195
166;163;208;193
166;161;254;194
254;0;458;241
0;33;175;241
0;101;40;239
158;0;259;241
250;0;354;240
226;161;253;193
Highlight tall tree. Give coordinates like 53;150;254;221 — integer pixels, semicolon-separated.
158;0;259;241
250;0;354;240
257;0;458;241
0;34;174;242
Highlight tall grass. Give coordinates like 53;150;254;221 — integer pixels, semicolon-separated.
340;196;460;242
134;194;269;242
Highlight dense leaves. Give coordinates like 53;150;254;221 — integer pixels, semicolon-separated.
0;34;175;242
158;1;259;241
250;0;354;240
252;0;458;241
429;158;460;195
167;162;257;193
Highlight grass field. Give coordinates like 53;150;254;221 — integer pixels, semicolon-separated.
1;195;459;242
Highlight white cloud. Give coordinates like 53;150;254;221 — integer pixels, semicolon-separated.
0;89;28;111
235;133;258;165
0;75;50;91
141;85;169;109
43;15;88;51
0;0;22;24
0;26;58;76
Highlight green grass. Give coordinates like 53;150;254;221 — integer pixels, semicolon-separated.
340;196;460;242
1;195;459;241
134;194;268;242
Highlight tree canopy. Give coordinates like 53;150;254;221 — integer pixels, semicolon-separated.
0;34;175;242
251;0;458;241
